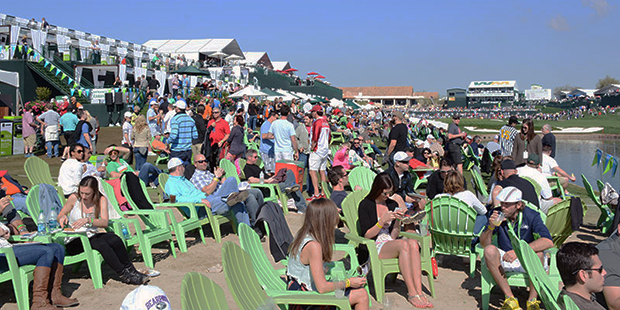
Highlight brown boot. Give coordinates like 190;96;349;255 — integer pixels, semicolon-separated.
31;266;56;310
49;263;79;307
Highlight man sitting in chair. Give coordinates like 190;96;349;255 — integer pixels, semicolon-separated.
557;242;606;309
481;186;553;310
165;157;250;226
104;145;162;187
241;149;307;214
188;154;262;226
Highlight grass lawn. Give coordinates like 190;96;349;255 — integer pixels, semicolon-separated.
438;113;620;134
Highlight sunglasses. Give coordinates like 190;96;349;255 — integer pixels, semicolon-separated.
75;150;84;154
574;266;604;274
195;160;206;164
382;190;393;197
213;111;221;114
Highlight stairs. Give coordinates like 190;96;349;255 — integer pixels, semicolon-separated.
26;61;90;105
52;54;95;89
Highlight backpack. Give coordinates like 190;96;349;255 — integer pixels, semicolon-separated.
73;120;93;142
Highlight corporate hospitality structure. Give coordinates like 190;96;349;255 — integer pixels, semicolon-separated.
466;80;519;108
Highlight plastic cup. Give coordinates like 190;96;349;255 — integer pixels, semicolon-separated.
492;211;505;226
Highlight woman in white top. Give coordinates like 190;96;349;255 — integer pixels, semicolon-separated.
58;176;148;285
437;170;487;216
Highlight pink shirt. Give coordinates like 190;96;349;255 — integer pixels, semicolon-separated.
333;148;351;170
22;111;36;137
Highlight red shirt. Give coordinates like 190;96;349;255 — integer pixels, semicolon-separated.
408;158;429;179
311;116;331;151
207;118;230;146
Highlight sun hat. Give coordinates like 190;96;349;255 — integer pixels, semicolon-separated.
120;285;172;310
496;186;522;203
124;111;133;118
174;100;186;109
167;158;183;170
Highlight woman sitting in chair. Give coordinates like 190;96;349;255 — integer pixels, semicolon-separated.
58;176;149;285
287;198;369;310
436;170;488;234
358;173;433;308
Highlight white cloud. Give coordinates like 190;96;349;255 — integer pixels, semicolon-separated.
548;14;570;32
581;0;614;18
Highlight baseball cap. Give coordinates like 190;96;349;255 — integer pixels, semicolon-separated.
120;285;172;310
174;100;187;109
500;159;517;170
310;105;322;112
526;153;540;166
392;111;404;120
427;134;435;140
508;116;519;125
167;157;183;170
124;111;133;118
494;134;499;140
393;151;412;163
496;186;522;203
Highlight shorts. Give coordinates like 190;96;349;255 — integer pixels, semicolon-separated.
309;152;328;171
24;134;37;147
498;248;525;273
448;143;463;165
275;152;294;161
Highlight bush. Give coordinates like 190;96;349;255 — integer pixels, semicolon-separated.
35;87;52;101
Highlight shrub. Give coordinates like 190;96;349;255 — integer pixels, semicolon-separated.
35;87;52;101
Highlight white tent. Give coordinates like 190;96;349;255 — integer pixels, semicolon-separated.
329;98;345;107
242;52;273;69
0;69;21;114
143;39;244;61
275;89;300;101
229;86;268;98
272;61;291;71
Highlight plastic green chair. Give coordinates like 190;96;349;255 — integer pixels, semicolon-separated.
544;199;574;248
181;272;231;310
26;187;105;289
546;176;566;200
348;166;376;192
222;241;352;310
521;176;542;199
410;169;427;191
428;195;483;278
341;190;435;303
0;247;35;310
220;159;288;214
331;132;345;144
321;181;333;199
156;173;236;244
24;156;65;204
597;179;605;192
581;174;614;233
470;167;489;201
101;181;177;268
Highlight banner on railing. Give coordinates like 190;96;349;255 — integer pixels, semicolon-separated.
593;148;619;177
91;88;110;104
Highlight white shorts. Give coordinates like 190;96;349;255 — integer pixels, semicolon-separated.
309;152;328;171
498;248;525;273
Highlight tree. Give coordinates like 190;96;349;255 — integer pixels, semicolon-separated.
596;75;620;89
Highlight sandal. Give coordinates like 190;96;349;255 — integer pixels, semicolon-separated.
407;294;433;309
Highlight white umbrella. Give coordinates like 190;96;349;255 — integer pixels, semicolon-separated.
225;54;244;61
229;86;269;98
210;51;228;66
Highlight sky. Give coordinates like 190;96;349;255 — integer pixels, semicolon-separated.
3;0;619;95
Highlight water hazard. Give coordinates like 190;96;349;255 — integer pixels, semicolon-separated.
554;139;620;191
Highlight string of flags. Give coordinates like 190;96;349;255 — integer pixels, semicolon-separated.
592;148;618;177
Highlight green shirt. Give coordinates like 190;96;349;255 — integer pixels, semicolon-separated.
107;158;134;176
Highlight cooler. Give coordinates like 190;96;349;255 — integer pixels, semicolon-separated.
0;119;13;156
276;160;305;188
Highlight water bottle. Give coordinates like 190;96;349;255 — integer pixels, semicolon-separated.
37;211;47;236
259;171;264;184
121;222;130;240
331;267;345;298
48;209;59;231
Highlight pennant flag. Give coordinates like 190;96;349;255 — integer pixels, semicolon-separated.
67;77;73;85
49;64;55;71
61;73;66;80
70;89;75;96
78;89;82;97
85;89;90;97
44;60;50;68
33;52;38;58
55;69;61;76
37;56;43;63
603;154;614;175
115;88;120;92
122;88;127;94
17;45;22;53
593;149;603;167
613;158;619;177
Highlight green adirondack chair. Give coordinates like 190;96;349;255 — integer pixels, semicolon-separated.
479;213;562;310
546;176;566;200
181;272;231;310
122;174;211;251
427;195;483;278
470;167;489;201
25;187;105;289
321;181;333;199
101;181;177;268
411;169;427;191
0;247;35;310
156;173;236;244
544;199;574;248
581;174;614;233
597;179;605;192
521;176;542;199
222;241;352;310
24;156;65;204
331;132;345;144
348;166;376;192
341;190;435;303
220;158;288;214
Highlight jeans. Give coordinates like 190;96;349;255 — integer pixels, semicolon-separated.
134;148;148;171
298;152;312;195
46;140;59;157
0;243;65;272
248;115;258;130
244;188;264;226
370;144;383;156
205;178;250;226
170;149;192;166
137;163;161;186
277;170;307;212
66;233;131;274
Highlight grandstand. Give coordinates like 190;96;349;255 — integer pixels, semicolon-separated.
467;80;518;108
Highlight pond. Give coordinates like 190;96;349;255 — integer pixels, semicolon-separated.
554;139;620;191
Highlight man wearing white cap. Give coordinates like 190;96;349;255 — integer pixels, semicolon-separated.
147;100;161;136
168;100;197;165
423;134;435;149
164;158;250;226
480;186;553;310
385;151;426;210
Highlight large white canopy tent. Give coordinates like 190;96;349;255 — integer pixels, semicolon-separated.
143;39;244;62
272;61;291;71
242;52;273;69
0;69;21;114
229;86;268;98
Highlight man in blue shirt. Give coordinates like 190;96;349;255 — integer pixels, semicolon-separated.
169;100;197;165
164;158;250;225
59;108;79;160
260;111;277;173
481;186;553;310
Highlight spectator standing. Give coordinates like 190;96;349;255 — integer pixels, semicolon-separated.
168;100;197;165
147;101;161;135
206;108;230;170
147;75;160;97
22;105;38;158
522;118;542;165
226;115;246;161
259;111;277;173
131;116;152;171
296;114;312;193
499;116;519;157
268;105;298;161
171;74;180;97
385;111;408;164
192;105;207;159
121;111;134;164
248;98;259;130
308;105;331;199
139;74;148;95
37;102;61;158
541;124;556;158
74;110;93;152
59;106;79;152
447;115;467;175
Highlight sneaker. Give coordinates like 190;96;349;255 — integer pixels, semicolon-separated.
284;184;300;194
401;210;427;225
526;299;540;310
223;191;249;206
501;297;521;310
305;194;319;202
